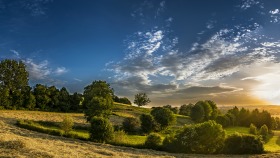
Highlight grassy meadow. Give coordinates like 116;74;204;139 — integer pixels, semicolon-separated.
1;104;280;157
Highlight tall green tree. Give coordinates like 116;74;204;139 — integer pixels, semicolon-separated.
34;84;50;110
190;103;205;123
0;59;29;109
179;104;193;116
134;93;151;107
83;80;114;121
69;92;83;111
47;86;60;110
58;87;70;112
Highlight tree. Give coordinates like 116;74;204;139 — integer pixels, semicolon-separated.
69;92;83;111
140;114;158;133
190;103;204;123
89;116;114;143
113;96;132;105
223;133;264;154
47;86;60;111
83;80;114;121
0;59;28;91
0;59;29;109
163;105;178;114
133;93;151;107
122;117;140;133
249;123;257;135
164;121;225;154
179;104;193;116
58;87;70;112
151;107;176;130
60;115;74;135
196;101;212;121
259;124;268;139
34;84;50;110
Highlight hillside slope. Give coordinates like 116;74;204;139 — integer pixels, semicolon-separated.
0;108;279;157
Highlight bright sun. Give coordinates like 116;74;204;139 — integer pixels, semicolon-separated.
251;73;280;105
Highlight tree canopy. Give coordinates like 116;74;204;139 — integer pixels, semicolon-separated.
134;93;151;107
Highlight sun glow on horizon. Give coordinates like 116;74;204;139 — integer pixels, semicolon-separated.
248;72;280;105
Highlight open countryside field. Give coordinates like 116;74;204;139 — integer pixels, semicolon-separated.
0;105;280;157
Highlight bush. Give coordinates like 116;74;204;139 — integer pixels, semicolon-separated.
164;120;225;154
60;115;74;135
151;107;176;130
223;133;264;154
111;130;128;145
249;123;257;135
122;117;140;133
144;133;162;149
259;124;268;136
259;124;268;140
140;114;158;134
89;117;114;143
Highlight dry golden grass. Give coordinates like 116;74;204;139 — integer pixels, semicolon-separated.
0;110;280;158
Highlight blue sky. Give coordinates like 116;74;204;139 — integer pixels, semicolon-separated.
1;0;280;106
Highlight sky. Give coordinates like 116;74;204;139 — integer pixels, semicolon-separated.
1;0;280;107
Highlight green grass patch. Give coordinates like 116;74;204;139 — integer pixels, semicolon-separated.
16;119;88;140
264;135;280;152
175;114;193;126
224;126;250;135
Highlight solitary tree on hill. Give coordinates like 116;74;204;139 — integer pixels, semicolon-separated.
134;93;151;107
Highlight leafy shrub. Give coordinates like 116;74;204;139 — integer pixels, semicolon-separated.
151;107;176;130
249;123;257;135
111;130;128;144
122;117;140;133
259;124;269;140
259;124;268;136
60;115;74;135
144;133;162;149
140;114;158;134
223;133;264;154
163;120;225;154
89;117;114;143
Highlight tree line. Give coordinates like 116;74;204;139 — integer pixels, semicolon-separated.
0;59;131;112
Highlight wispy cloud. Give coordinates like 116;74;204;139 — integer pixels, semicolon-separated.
10;50;20;58
74;78;82;82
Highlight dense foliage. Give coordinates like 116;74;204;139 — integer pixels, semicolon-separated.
217;106;273;130
140;114;158;133
83;80;114;121
122;117;140;133
133;93;151;106
163;121;225;154
89;117;114;143
223;133;264;154
144;133;162;149
151;107;176;130
190;100;219;123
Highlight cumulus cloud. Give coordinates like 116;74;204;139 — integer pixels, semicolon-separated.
269;9;280;23
54;67;68;75
23;58;51;80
